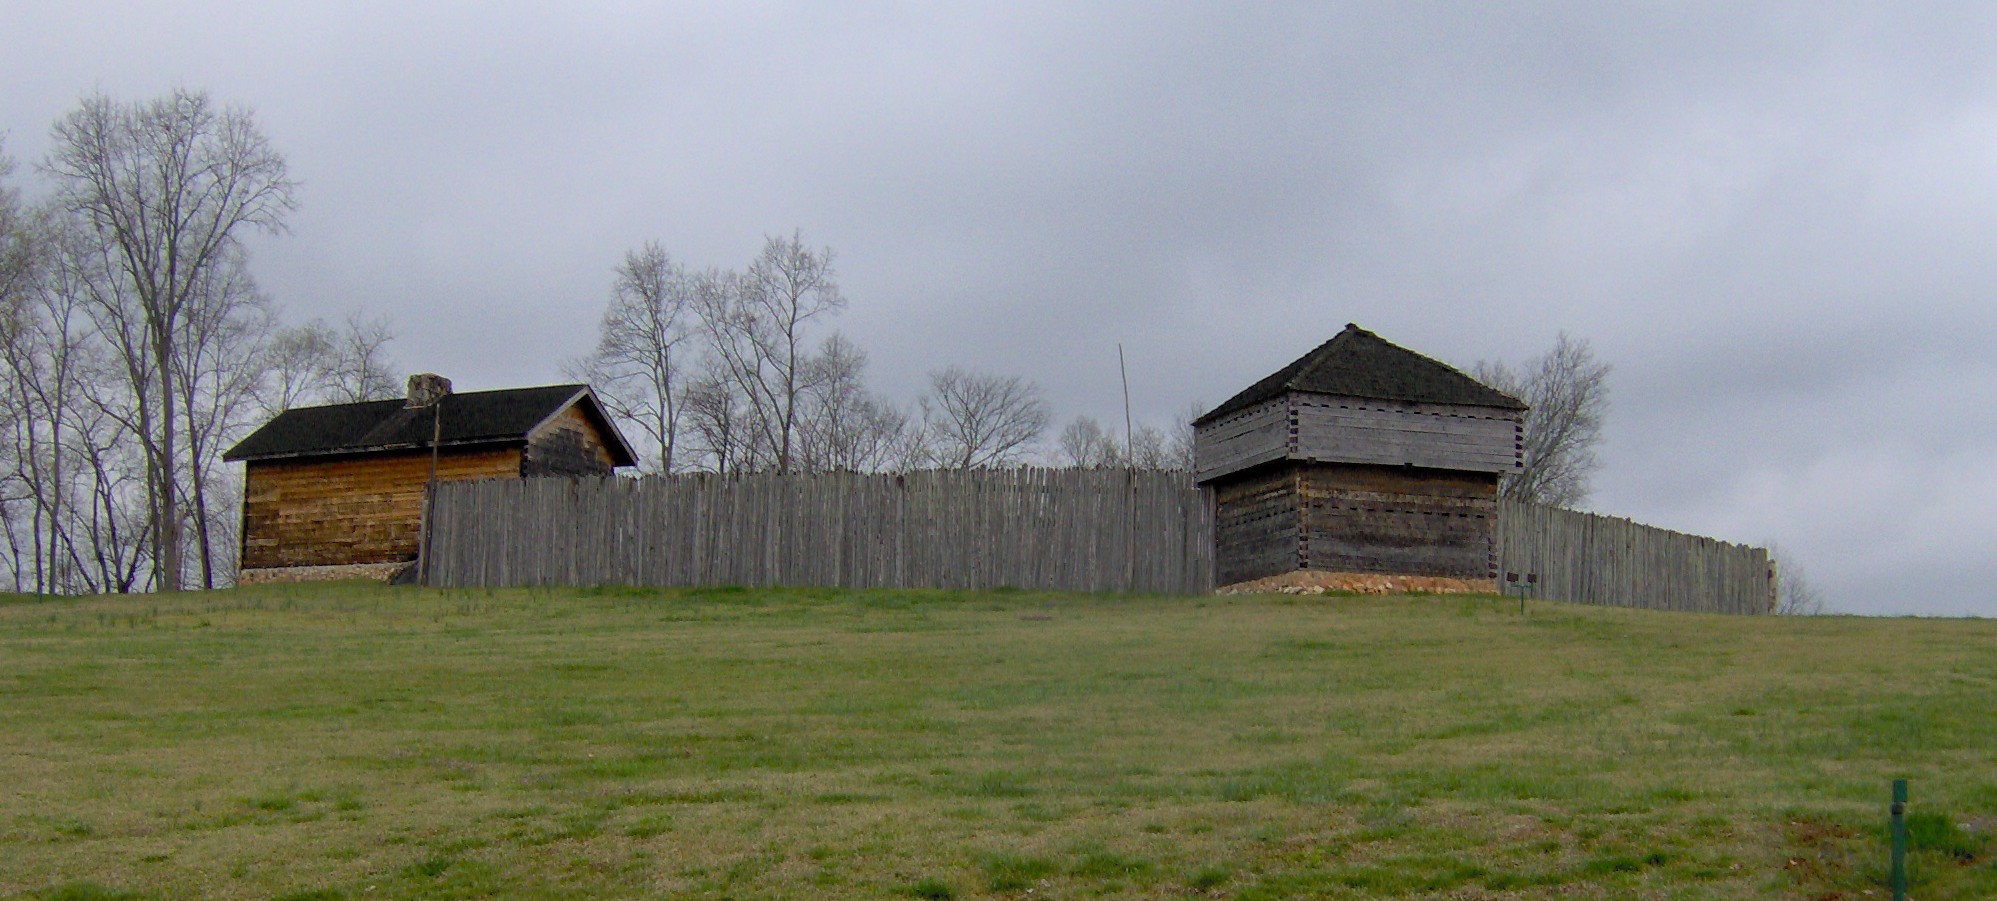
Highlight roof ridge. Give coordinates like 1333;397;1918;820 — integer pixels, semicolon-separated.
1286;323;1363;389
1193;323;1525;425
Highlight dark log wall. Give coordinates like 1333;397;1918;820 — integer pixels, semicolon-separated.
1298;462;1497;580
1211;464;1301;585
240;447;523;569
522;405;619;477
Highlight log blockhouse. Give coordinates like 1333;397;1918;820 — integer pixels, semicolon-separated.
223;376;636;584
1194;324;1525;590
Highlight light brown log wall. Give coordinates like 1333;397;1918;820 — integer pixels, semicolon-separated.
422;468;1216;595
1496;502;1775;615
242;448;522;569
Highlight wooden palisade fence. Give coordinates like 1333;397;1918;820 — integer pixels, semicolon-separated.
1496;502;1776;615
422;468;1215;595
421;469;1774;613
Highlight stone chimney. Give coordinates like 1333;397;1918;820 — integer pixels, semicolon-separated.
405;373;452;408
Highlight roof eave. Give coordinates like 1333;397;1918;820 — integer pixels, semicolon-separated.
224;436;527;464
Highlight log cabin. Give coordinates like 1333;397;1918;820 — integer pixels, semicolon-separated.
223;374;637;584
1193;324;1526;591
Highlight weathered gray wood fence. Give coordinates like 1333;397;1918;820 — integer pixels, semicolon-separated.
420;470;1772;613
1496;502;1775;615
421;468;1215;594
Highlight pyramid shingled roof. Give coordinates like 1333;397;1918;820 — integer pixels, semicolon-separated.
1194;324;1526;426
223;383;638;466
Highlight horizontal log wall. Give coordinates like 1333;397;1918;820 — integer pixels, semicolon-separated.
423;468;1215;595
1496;502;1775;615
242;447;522;569
1211;465;1302;585
1300;463;1498;580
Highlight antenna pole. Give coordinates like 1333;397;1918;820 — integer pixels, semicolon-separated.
1118;343;1134;464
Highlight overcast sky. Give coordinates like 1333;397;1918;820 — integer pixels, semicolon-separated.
4;2;1993;615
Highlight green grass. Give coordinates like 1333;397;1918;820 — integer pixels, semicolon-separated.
1;582;1994;898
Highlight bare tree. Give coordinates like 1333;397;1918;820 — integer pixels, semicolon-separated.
0;142;54;589
921;367;1050;469
170;247;272;588
48;208;163;591
2;203;153;594
43;89;296;590
1167;401;1203;472
1767;542;1828;615
0;140;33;311
1127;424;1169;468
1472;333;1610;508
322;312;397;404
568;242;696;473
681;371;747;475
697;233;845;472
794;333;918;472
259;318;337;414
1057;415;1120;468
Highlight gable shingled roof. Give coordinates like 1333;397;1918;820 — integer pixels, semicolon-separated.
1194;324;1526;426
223;384;638;466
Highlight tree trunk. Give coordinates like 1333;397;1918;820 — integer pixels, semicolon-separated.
154;327;181;592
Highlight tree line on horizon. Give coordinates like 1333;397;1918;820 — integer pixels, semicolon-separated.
0;87;1616;598
563;235;1205;478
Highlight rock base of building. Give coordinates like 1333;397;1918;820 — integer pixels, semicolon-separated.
237;562;413;585
1216;570;1497;596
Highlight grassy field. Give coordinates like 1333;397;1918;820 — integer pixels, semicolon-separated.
1;583;1993;900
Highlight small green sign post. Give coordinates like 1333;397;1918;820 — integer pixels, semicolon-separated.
1891;778;1908;901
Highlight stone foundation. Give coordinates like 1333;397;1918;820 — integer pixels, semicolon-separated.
237;562;412;585
1216;569;1496;596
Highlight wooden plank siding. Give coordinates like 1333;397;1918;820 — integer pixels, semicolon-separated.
1195;392;1522;483
241;447;522;569
1193;399;1291;483
423;468;1216;595
1291;394;1521;473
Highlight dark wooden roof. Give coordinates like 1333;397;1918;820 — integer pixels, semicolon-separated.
1195;324;1526;426
223;384;638;466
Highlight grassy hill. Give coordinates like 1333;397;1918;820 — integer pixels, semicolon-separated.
0;584;1992;900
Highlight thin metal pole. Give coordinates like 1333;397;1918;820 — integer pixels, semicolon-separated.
1117;343;1134;462
1118;344;1136;590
